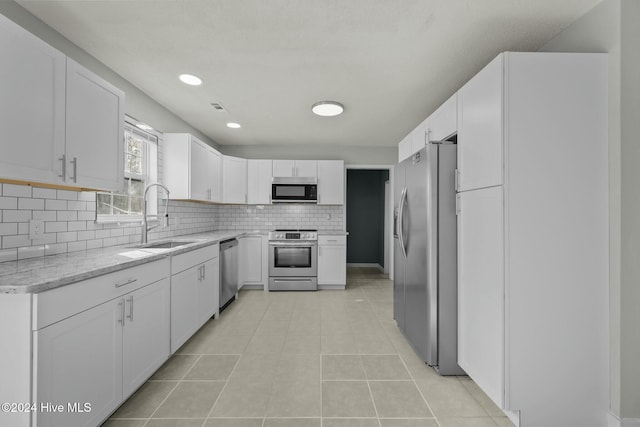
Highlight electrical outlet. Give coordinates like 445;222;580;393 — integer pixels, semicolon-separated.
29;219;44;240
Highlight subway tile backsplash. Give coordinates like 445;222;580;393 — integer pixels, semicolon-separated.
0;184;344;262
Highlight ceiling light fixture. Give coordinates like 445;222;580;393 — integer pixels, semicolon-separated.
179;74;203;86
226;122;241;129
311;101;344;117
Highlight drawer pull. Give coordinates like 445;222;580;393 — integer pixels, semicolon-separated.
115;278;137;288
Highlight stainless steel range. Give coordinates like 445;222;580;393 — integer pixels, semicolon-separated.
268;229;318;291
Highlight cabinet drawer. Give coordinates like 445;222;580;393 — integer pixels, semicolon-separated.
319;235;346;245
171;244;219;274
33;258;170;330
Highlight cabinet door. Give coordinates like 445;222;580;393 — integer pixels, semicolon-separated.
190;138;211;201
0;14;66;185
198;259;219;326
247;159;273;204
430;94;457;142
398;134;412;163
122;278;170;398
317;160;344;205
457;54;503;191
456;186;504;407
239;236;263;287
66;58;125;191
294;160;317;178
35;298;123;427
318;243;346;285
411;118;428;155
273;160;295;177
209;147;223;202
223;155;248;204
171;266;199;353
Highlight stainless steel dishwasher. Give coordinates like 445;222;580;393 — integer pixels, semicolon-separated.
219;238;238;311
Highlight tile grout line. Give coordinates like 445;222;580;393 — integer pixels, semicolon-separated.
201;353;243;427
141;353;203;427
397;352;443;427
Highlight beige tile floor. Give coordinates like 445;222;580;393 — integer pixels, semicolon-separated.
103;267;515;427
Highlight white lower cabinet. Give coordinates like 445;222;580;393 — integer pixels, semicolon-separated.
318;235;346;287
122;279;171;397
238;235;268;289
35;295;124;427
34;275;170;427
456;186;504;407
170;245;220;353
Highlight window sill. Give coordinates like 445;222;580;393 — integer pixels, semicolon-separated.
95;215;143;225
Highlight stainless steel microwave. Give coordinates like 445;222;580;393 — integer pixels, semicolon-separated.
271;177;317;203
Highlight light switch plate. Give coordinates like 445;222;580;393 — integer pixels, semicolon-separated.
29;219;44;240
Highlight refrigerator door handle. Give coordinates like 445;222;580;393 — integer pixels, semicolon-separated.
398;187;408;259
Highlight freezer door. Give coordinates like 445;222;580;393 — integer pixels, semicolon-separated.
403;147;438;365
393;160;406;331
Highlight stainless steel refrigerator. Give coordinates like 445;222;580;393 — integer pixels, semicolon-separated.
394;142;464;375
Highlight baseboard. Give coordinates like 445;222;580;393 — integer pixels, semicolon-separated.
607;412;640;427
319;284;345;290
347;262;385;272
241;284;264;290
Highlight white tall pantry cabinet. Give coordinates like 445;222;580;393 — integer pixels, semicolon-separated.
456;52;608;427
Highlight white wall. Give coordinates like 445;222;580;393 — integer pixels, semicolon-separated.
222;144;397;165
0;1;219;150
541;0;640;419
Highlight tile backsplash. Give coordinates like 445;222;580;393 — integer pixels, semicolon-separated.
0;182;345;262
215;204;344;231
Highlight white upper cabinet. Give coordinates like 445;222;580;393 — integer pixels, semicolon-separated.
457;54;503;191
223;155;248;204
428;94;457;142
0;14;66;185
247;159;273;204
65;58;125;191
163;133;222;202
398;133;412;163
411;117;429;155
0;16;124;191
317;160;344;205
273;160;317;178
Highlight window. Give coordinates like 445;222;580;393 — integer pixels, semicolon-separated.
96;118;158;222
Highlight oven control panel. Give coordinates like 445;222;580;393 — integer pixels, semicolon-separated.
268;230;317;241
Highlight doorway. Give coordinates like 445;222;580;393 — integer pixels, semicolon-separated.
345;166;394;278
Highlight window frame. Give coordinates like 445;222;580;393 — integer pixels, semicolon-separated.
95;117;160;223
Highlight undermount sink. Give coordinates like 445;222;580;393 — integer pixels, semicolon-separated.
140;241;197;249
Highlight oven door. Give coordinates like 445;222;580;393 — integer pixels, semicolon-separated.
269;242;317;277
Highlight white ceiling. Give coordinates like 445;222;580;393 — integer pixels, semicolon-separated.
17;0;599;148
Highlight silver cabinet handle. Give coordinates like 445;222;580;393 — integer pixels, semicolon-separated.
203;265;206;280
326;239;338;242
69;156;78;183
115;278;137;288
126;295;134;321
198;265;203;281
118;299;124;324
58;154;66;179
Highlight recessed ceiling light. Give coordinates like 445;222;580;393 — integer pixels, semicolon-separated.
312;101;344;117
135;123;153;131
226;122;241;129
179;74;202;86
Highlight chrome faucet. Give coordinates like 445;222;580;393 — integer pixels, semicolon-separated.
141;183;170;244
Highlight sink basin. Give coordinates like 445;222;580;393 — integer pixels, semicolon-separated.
141;241;197;249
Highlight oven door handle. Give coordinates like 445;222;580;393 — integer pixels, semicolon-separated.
269;242;318;246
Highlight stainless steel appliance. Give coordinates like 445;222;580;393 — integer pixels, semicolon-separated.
268;229;318;290
271;177;318;203
394;142;464;375
219;238;238;310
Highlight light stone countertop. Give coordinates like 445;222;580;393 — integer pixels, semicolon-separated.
0;231;245;294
